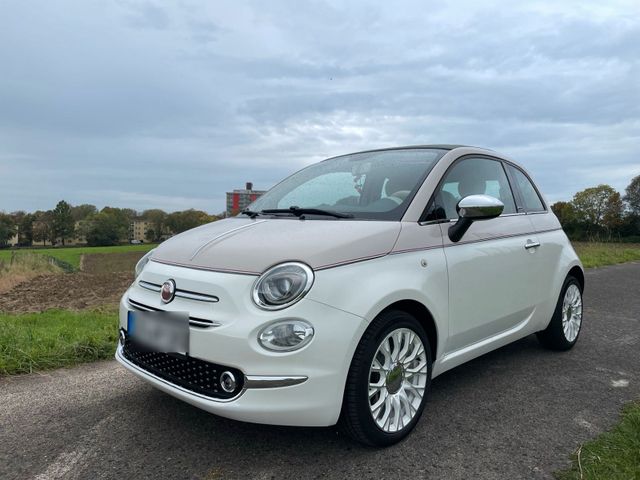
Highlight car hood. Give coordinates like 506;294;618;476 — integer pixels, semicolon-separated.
151;218;401;275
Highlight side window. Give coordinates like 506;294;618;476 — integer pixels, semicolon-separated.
507;165;545;212
426;158;516;220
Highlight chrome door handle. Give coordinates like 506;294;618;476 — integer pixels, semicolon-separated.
524;240;540;249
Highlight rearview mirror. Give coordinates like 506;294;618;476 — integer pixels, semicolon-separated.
448;194;504;242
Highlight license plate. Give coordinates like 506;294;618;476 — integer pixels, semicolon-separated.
128;311;189;353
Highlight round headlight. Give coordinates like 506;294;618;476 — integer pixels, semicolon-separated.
258;320;314;352
252;262;314;310
135;249;155;278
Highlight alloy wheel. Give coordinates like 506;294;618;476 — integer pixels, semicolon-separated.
368;328;428;433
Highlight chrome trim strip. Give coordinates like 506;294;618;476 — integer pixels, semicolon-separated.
139;280;161;292
127;298;222;327
244;375;308;389
189;220;267;261
116;345;243;403
175;290;219;303
137;280;219;303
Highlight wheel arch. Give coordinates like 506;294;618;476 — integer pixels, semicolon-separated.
568;265;585;291
377;299;438;363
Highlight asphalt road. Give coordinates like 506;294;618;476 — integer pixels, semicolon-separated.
1;263;639;480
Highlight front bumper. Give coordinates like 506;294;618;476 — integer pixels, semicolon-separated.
116;262;367;426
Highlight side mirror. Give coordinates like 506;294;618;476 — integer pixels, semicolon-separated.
448;194;504;242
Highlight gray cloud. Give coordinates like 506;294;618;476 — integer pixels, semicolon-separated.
0;0;639;213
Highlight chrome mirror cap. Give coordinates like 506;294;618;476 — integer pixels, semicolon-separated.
456;194;504;220
449;195;504;243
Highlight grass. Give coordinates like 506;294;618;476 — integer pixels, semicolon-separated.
555;402;640;480
0;308;118;375
0;243;156;270
572;242;640;269
0;253;63;293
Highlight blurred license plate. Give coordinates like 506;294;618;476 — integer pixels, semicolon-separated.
127;311;189;353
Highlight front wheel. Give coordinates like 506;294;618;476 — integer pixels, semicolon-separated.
339;310;432;446
537;275;583;350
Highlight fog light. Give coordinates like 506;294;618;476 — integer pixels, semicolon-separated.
258;320;314;352
220;371;237;393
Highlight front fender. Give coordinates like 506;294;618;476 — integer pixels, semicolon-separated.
307;248;449;359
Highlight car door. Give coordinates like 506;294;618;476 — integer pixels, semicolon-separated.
427;156;541;355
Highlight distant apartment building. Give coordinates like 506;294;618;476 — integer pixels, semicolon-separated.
129;219;151;242
226;182;266;215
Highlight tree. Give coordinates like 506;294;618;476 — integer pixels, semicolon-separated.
70;204;97;222
624;175;640;215
551;201;576;226
32;211;54;246
571;185;623;236
85;211;128;246
18;213;35;246
142;209;168;241
0;213;16;247
166;209;216;234
52;200;75;246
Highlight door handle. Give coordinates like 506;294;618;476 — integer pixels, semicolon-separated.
524;240;540;250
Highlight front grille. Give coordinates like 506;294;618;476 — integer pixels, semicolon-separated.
122;335;243;399
127;298;220;329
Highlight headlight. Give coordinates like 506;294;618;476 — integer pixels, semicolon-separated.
135;249;155;278
252;262;314;310
258;320;314;351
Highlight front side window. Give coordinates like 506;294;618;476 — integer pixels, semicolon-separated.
426;157;517;220
248;149;447;220
507;165;546;212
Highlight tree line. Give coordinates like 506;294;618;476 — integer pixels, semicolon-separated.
551;175;640;241
0;202;219;247
1;175;638;247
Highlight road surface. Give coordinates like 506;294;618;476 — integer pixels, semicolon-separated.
1;262;638;479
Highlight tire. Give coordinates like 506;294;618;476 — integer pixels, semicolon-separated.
537;275;583;351
339;310;432;447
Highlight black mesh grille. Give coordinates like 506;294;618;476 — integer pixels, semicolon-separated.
122;335;243;399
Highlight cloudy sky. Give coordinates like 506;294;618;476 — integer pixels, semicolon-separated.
1;0;639;214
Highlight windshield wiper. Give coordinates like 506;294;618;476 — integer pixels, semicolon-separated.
261;206;354;219
241;209;261;218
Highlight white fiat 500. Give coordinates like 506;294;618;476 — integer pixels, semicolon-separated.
117;145;584;446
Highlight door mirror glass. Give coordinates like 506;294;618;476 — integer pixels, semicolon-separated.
457;194;504;220
449;194;504;242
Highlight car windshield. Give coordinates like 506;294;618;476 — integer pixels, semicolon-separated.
247;148;447;221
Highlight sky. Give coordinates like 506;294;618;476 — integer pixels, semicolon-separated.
0;0;639;214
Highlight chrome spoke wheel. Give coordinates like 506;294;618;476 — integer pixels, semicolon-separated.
562;284;582;342
368;328;428;433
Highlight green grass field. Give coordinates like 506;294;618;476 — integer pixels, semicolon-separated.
0;309;118;375
556;402;640;480
0;243;156;270
572;242;640;269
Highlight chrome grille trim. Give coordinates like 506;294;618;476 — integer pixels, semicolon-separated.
127;297;222;328
138;280;219;303
138;280;161;292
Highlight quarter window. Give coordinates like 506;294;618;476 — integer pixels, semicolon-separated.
507;166;545;212
426;158;517;220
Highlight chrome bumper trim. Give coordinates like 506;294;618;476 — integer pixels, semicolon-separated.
244;375;308;389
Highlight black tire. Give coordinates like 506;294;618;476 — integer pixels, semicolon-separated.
338;309;432;447
537;275;583;350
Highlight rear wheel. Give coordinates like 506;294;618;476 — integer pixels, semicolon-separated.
537;276;583;350
339;310;432;446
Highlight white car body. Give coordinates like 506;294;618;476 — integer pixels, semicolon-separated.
116;145;583;430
